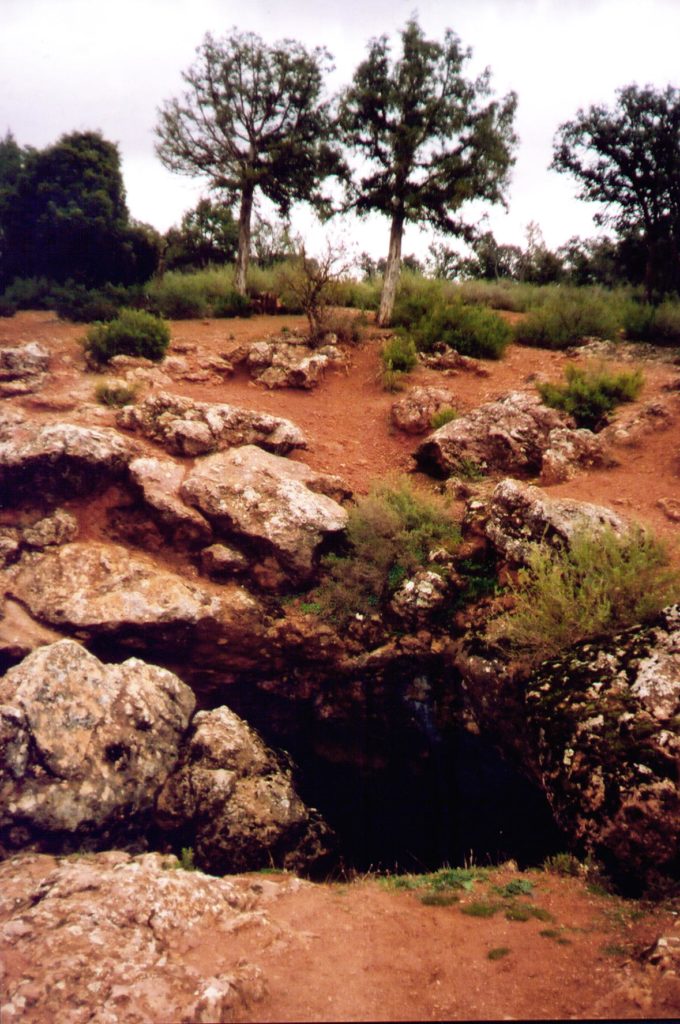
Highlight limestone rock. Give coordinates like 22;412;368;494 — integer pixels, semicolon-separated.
181;446;349;583
5;541;264;667
0;422;139;507
128;456;213;547
540;426;615;485
200;543;249;578
22;508;78;548
415;390;570;478
482;478;626;564
525;606;680;894
0;342;49;396
247;339;344;389
0;640;195;852
418;344;491;377
391;386;456;435
156;706;333;873
0;851;273;1023
117;390;306;456
390;570;450;623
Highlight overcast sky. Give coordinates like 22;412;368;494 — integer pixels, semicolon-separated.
2;0;680;263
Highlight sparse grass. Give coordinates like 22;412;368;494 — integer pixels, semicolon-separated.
461;900;501;918
540;928;572;945
382;866;488;895
452;457;487;481
537;362;644;430
487;946;511;961
543;853;582;878
420;891;460;907
490;524;679;662
95;381;137;407
312;476;460;626
430;406;458;430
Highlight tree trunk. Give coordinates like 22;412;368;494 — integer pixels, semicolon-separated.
235;184;254;296
378;210;405;327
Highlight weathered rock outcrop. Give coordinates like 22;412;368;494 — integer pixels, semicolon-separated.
181;446;349;584
0;851;275;1022
391;386;456;435
415;391;569;478
128;456;213;547
0;422;139;506
0;341;49;396
156;706;333;874
525;606;680;894
539;426;614;485
3;542;265;670
246;338;344;389
0;641;195;853
479;478;627;564
117;391;306;456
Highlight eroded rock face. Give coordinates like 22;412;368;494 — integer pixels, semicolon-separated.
246;339;344;389
181;446;349;583
481;478;626;564
0;422;139;506
0;851;276;1023
525;606;680;894
4;542;264;666
415;391;570;478
156;707;333;874
0;641;195;852
128;456;213;548
391;386;456;435
0;342;49;396
540;427;614;485
117;391;306;456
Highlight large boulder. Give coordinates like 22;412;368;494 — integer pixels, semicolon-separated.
480;478;627;564
3;541;265;671
525;606;680;894
117;391;306;456
0;640;195;853
0;341;49;397
181;446;349;584
0;851;273;1022
128;456;213;548
156;706;333;874
0;422;139;507
539;426;613;485
246;339;344;389
415;391;570;478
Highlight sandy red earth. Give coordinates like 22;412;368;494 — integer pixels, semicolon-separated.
1;309;680;1021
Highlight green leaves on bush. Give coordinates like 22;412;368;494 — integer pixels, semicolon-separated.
514;289;622;349
490;524;679;661
313;476;460;625
537;363;643;430
95;381;138;407
624;299;680;344
84;308;170;365
381;335;418;373
406;301;512;359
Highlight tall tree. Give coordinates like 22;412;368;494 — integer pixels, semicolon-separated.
163;197;239;271
340;18;517;325
156;29;342;294
552;84;680;298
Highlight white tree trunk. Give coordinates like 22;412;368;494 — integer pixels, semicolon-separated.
378;211;404;327
234;185;254;296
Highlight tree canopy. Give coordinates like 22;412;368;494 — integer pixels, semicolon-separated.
552;84;680;298
0;130;159;289
340;17;517;324
162;197;239;271
155;29;343;293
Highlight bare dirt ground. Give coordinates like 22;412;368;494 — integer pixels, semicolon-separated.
2;310;680;1021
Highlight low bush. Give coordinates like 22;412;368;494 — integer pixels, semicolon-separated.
430;406;458;430
313;476;460;625
408;301;512;359
537;363;643;430
212;289;253;318
490;524;679;661
147;272;211;319
95;381;138;407
515;289;622;349
324;309;365;345
381;334;418;373
84;308;170;365
0;297;17;317
1;276;54;310
50;282;142;323
624;299;680;344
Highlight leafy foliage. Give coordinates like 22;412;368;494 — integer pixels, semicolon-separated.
340;17;517;324
156;30;342;293
552;84;680;299
490;525;679;661
405;300;512;359
162;198;238;271
624;299;680;344
95;381;138;407
381;335;418;373
514;289;622;348
313;476;460;625
84;309;170;365
537;363;643;430
430;406;458;430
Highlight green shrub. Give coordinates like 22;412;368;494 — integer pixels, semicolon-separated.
487;946;511;960
313;476;460;625
381;368;408;392
381;334;418;373
537;363;644;430
323;309;365;345
50;282;141;323
402;299;512;359
490;524;679;661
212;289;253;318
2;276;54;310
430;406;458;430
624;299;680;344
95;381;137;407
543;853;582;877
515;289;622;349
0;297;17;317
334;277;381;311
84;308;170;365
